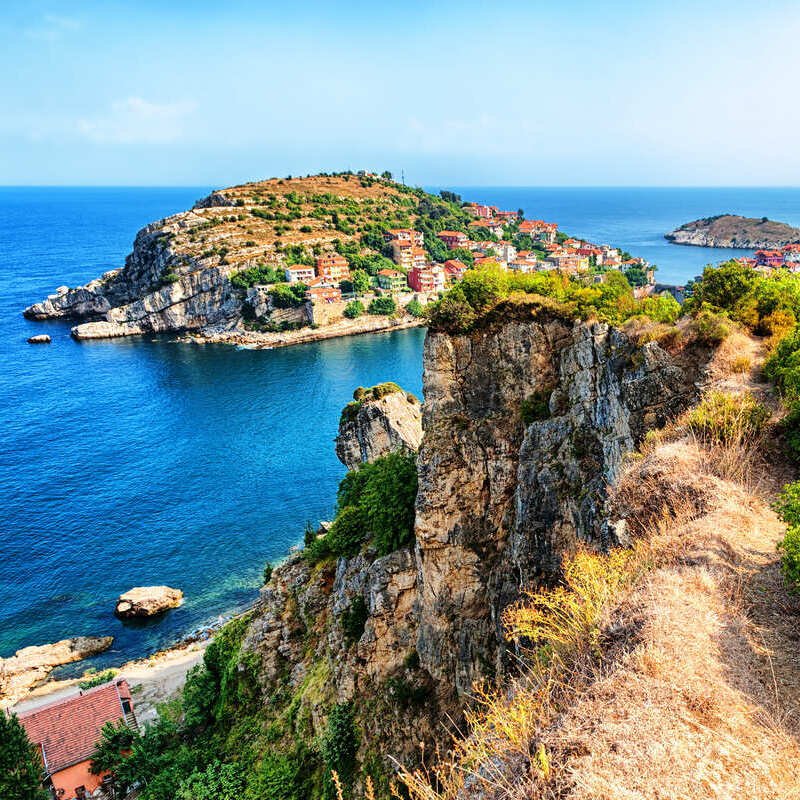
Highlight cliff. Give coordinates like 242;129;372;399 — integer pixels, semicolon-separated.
228;308;714;791
335;383;422;469
665;214;800;248
22;173;461;341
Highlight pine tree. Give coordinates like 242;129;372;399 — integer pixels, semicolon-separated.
0;712;46;800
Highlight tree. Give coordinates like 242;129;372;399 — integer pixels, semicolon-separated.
406;299;425;318
691;260;757;312
368;296;396;315
344;300;364;319
0;713;46;800
177;760;245;800
351;269;371;295
381;171;392;180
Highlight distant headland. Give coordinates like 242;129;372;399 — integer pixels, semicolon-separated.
665;213;800;249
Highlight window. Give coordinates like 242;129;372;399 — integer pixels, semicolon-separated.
121;699;132;714
75;787;86;800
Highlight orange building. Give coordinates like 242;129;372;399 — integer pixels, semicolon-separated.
315;254;350;283
18;679;138;800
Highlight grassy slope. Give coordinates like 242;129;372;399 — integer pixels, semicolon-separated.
166;174;470;270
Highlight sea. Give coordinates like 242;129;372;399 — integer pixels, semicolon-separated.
3;185;800;672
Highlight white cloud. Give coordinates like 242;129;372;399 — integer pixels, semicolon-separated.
77;97;197;144
25;14;82;41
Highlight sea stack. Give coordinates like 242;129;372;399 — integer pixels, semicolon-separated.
27;334;51;344
115;586;183;619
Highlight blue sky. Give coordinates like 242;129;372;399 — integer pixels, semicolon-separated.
1;1;798;186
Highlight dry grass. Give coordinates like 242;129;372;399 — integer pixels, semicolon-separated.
396;342;800;800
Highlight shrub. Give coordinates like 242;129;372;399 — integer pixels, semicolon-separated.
325;506;368;557
177;760;245;800
765;326;800;399
78;668;117;690
778;526;800;594
685;391;769;446
319;704;359;793
341;595;368;644
774;481;800;527
368;296;396;315
270;283;307;308
781;402;800;461
687;308;731;344
263;562;273;584
406;298;425;318
181;664;217;729
521;390;551;425
231;264;286;289
343;300;364;319
249;754;299;800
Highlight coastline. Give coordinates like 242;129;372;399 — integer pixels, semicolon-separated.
182;314;425;349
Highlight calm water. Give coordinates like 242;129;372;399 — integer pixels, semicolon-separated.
3;185;800;670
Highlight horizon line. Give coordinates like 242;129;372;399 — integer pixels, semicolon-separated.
3;183;800;190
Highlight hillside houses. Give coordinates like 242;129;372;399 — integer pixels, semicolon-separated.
736;245;800;273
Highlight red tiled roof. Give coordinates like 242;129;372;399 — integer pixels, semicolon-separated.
437;230;465;238
18;680;132;776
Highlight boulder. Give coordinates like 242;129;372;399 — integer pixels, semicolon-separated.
115;586;183;618
27;334;51;344
0;636;113;707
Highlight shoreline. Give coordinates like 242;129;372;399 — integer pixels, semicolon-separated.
9;605;259;723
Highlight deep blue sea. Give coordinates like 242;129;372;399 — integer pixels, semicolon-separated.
3;185;800;672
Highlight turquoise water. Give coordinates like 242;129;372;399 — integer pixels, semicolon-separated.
4;185;800;670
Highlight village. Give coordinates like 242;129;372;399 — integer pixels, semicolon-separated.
282;199;656;321
737;244;800;272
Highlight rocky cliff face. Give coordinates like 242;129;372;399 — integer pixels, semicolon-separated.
414;309;708;693
237;307;713;777
24;211;244;338
335;387;423;469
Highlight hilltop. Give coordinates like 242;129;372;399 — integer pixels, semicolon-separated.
665;213;800;249
23;172;652;346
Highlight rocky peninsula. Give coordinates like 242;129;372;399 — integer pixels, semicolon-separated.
665;213;800;248
22;174;445;344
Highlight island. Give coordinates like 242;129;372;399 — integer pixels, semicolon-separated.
665;213;800;249
23;172;653;347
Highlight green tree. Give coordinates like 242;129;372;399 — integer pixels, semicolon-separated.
406;298;425;318
689;260;757;313
0;713;46;800
368;296;396;315
343;300;364;319
351;269;371;295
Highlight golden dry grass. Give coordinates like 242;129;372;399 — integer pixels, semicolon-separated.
396;338;800;800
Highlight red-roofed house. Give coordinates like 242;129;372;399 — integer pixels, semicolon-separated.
437;230;468;249
443;259;468;282
754;250;784;268
783;244;800;263
518;220;558;242
18;679;138;800
306;285;343;303
376;268;407;291
408;265;445;293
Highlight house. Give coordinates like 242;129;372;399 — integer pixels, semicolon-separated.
464;203;496;219
474;256;506;269
508;259;540;274
391;239;414;269
383;229;424;247
18;679;138;800
411;247;427;270
316;254;350;283
376;268;407;291
437;230;469;249
306;285;343;303
284;264;316;284
496;210;520;223
468;219;504;238
545;253;589;273
443;259;468;282
518;220;558;242
783;244;800;263
754;249;784;268
408;265;445;293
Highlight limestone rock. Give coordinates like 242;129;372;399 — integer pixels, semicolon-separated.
0;636;113;707
115;586;183;618
27;334;51;344
335;386;422;469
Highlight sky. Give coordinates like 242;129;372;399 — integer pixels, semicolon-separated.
1;0;799;187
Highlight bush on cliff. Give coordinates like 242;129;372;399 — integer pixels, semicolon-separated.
773;482;800;593
425;264;680;334
343;300;364;319
684;391;769;447
309;450;418;561
368;296;397;315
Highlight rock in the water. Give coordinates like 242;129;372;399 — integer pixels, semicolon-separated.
115;586;183;618
27;334;51;344
0;636;113;707
335;383;422;469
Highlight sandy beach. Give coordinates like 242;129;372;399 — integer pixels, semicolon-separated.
10;639;209;725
